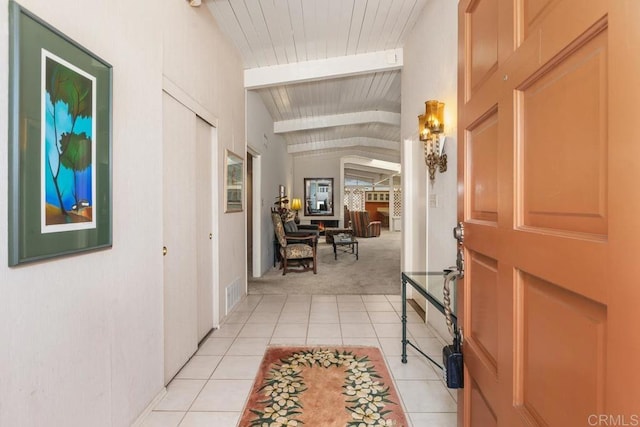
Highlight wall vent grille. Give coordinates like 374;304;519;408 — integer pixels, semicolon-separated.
225;279;242;315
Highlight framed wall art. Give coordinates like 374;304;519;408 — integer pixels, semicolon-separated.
8;1;113;266
224;150;244;213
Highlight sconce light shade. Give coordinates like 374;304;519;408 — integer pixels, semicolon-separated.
188;0;202;6
425;100;445;134
418;114;429;141
291;198;302;211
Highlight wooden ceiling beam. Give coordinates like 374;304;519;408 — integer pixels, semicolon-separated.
287;137;400;154
274;111;400;133
244;48;403;89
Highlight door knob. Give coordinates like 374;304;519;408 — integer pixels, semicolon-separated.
209;233;212;240
163;246;168;256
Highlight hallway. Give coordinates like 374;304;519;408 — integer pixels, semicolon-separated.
141;293;457;426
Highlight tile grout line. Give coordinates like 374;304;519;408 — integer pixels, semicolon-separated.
181;294;264;420
151;292;456;427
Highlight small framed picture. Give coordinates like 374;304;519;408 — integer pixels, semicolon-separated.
224;150;244;213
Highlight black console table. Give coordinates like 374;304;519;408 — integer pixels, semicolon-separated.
401;272;458;369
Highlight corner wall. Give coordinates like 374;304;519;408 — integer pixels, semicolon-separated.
402;0;458;336
247;91;290;276
162;0;246;324
0;0;245;425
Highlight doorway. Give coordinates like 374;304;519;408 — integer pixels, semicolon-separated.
246;153;253;274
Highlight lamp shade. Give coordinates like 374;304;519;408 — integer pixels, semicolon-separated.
291;198;302;210
425;100;444;134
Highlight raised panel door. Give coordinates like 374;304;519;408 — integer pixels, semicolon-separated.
458;0;640;425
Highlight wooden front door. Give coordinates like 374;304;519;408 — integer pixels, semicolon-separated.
458;0;640;425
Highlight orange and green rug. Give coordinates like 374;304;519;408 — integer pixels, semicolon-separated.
239;346;408;426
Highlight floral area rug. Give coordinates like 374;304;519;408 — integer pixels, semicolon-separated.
239;346;408;426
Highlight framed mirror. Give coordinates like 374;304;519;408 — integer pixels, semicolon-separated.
304;178;334;216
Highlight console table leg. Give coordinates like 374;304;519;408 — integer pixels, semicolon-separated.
401;279;407;363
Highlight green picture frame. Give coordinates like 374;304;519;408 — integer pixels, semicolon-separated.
8;1;113;266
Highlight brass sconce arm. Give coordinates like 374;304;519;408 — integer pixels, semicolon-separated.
424;136;447;182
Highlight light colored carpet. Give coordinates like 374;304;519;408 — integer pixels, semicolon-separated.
249;229;401;295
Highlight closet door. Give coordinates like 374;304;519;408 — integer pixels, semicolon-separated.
195;116;214;342
162;92;197;383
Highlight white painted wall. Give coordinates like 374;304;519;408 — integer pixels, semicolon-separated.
0;0;245;425
247;91;290;276
162;0;246;321
402;0;458;338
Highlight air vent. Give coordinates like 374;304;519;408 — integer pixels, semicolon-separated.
225;279;242;315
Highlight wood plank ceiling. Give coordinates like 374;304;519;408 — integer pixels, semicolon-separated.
206;0;428;180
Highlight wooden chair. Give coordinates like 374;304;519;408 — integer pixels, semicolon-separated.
271;212;317;275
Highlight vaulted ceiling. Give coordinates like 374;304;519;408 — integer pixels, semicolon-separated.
206;0;428;182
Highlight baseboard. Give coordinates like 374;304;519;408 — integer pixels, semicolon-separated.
130;387;167;427
407;298;425;321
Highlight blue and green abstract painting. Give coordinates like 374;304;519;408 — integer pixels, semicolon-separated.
42;51;96;232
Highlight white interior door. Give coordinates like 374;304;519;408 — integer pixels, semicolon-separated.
195;116;213;341
162;92;198;383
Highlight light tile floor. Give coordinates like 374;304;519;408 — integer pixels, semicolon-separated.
140;294;458;427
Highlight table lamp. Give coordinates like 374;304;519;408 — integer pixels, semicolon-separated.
291;198;302;224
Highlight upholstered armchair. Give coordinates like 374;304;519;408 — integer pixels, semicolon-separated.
349;210;381;238
273;208;320;239
271;212;317;275
283;215;320;239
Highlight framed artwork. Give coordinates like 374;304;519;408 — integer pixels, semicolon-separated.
8;1;113;266
224;150;244;213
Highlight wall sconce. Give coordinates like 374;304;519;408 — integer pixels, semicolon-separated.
291;198;302;224
418;100;447;182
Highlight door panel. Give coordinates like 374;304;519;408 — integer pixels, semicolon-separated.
458;0;638;425
516;272;606;426
528;1;606;61
469;0;499;93
470;382;497;427
162;92;198;383
195;116;213;342
520;31;607;235
468;252;498;370
467;109;499;223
